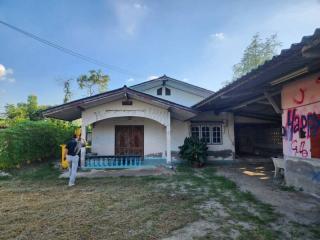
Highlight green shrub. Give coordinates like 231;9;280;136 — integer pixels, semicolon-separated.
179;136;208;166
0;120;76;169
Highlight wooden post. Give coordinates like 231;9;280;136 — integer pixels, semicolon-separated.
81;123;86;168
264;91;282;114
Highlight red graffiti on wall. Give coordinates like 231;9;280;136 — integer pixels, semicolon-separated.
293;88;306;104
283;109;320;140
291;140;308;157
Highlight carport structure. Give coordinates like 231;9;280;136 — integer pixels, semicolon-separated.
194;29;320;158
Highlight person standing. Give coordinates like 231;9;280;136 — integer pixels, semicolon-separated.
65;134;79;187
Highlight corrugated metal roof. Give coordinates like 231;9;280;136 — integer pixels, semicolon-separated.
194;28;320;110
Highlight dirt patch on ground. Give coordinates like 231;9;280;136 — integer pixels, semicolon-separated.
162;165;319;239
162;220;218;240
215;162;320;225
1;163;319;240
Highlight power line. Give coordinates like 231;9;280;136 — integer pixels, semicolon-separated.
0;20;142;78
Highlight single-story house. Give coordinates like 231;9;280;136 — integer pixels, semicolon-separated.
43;75;236;167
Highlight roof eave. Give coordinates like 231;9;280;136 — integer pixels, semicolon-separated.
43;87;198;121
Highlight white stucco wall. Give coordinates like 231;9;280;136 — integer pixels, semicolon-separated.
81;97;234;161
91;116;189;157
91;117;167;156
143;86;205;107
191;111;235;160
82;98;190;158
171;119;190;154
82;99;170;127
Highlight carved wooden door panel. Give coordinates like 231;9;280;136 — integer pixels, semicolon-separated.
115;125;144;156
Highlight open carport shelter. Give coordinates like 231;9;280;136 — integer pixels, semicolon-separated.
194;29;320;197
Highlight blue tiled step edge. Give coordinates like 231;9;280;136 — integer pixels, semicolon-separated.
84;155;144;169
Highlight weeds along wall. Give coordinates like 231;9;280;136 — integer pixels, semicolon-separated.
0;120;76;169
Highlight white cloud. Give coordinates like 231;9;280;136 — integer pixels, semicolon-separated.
126;78;135;83
133;3;146;9
0;64;5;78
147;75;158;80
210;32;225;41
182;78;189;82
114;1;148;36
0;64;15;83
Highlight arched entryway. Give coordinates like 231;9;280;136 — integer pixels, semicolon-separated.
81;113;171;167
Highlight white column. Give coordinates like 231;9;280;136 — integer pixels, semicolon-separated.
80;122;86;168
166;111;171;164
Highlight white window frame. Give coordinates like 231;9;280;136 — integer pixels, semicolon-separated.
211;125;222;145
201;126;211;144
191;126;200;139
191;123;223;145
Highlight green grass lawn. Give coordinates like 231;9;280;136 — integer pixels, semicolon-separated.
0;163;319;240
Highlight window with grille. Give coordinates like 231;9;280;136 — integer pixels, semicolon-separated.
157;87;162;95
212;126;222;144
165;87;171;96
191;126;200;139
191;124;222;145
201;126;211;143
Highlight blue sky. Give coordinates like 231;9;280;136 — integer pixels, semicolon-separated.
0;0;319;112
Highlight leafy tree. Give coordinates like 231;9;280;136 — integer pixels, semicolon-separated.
63;79;72;103
5;103;27;120
77;70;109;96
231;33;282;81
27;95;39;120
4;95;47;121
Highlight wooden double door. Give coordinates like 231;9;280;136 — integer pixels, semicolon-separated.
310;114;320;158
115;125;144;156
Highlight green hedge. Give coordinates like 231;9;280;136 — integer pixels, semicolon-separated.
0;120;76;169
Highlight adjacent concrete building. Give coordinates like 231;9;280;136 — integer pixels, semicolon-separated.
281;72;320;196
195;28;320;197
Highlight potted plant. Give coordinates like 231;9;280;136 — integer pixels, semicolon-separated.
179;137;208;167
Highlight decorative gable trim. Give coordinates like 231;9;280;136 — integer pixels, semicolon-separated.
130;75;213;98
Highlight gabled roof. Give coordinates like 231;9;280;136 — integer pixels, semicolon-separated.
194;28;320;112
130;75;214;98
43;86;198;121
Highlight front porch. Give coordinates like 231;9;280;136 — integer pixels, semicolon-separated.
79;114;176;168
